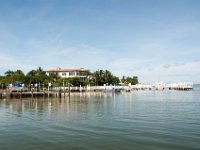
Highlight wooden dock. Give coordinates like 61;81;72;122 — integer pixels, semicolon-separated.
0;82;194;99
0;90;68;99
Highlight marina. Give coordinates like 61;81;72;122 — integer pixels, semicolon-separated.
131;82;193;91
0;82;193;99
0;0;199;150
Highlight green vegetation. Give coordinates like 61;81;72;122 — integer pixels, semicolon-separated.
121;76;138;85
0;67;138;89
0;67;49;89
56;77;85;87
91;70;120;86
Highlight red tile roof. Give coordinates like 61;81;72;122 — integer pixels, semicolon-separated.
46;68;87;72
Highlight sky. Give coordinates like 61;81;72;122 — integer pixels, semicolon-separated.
0;0;200;83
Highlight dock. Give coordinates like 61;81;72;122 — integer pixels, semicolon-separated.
131;82;193;91
0;82;194;99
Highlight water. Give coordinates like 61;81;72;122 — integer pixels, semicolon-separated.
0;86;200;150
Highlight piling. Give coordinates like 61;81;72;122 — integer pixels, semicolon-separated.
68;84;70;96
59;89;62;98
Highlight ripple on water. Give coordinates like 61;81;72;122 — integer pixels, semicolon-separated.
0;90;200;150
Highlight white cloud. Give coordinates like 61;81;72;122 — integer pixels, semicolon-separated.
108;58;155;77
138;42;166;51
107;56;200;83
162;23;200;38
24;43;116;72
135;61;200;83
0;52;36;75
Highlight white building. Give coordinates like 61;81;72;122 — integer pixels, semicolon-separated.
46;67;88;79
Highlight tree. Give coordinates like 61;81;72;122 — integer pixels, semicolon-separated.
4;69;25;84
121;76;126;83
111;76;120;85
0;67;137;89
67;77;85;86
55;77;85;87
121;76;138;85
48;72;59;81
132;76;138;85
14;70;25;83
0;76;7;89
25;67;49;86
26;70;37;84
93;70;104;86
92;69;120;86
4;70;15;77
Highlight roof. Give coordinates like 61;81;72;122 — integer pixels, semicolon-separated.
46;67;87;72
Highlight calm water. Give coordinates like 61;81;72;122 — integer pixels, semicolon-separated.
0;86;200;150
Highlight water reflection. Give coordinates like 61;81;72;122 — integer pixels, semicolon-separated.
1;90;200;150
0;92;116;117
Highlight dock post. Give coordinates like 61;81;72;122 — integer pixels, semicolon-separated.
68;84;70;96
31;89;33;98
20;91;22;99
59;89;61;98
0;89;2;99
6;90;11;99
48;86;49;98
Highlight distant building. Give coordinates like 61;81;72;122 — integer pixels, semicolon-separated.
46;67;88;79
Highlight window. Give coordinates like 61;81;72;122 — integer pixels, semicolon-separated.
69;72;75;76
62;72;66;76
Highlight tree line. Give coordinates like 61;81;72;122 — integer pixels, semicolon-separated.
0;67;138;89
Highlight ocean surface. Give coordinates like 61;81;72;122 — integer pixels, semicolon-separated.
0;85;200;150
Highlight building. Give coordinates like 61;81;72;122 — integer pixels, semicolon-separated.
46;67;88;79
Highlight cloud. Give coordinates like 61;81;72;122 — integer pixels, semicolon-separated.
138;42;166;51
163;64;171;69
106;56;200;83
162;24;200;39
174;63;185;67
24;43;117;72
108;58;157;77
135;61;200;83
0;52;36;75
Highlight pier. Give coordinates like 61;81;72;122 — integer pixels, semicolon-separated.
131;82;193;91
0;82;194;99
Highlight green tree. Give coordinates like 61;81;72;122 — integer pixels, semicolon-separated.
0;76;7;89
25;67;49;86
92;69;120;86
4;69;25;85
4;70;15;77
112;76;120;85
55;77;85;87
121;76;138;85
14;70;25;83
67;77;85;86
93;70;104;86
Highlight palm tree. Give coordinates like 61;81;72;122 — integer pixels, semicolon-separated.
26;67;49;89
4;70;14;77
14;70;25;83
4;70;25;84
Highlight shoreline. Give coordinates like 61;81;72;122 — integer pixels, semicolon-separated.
0;83;193;99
